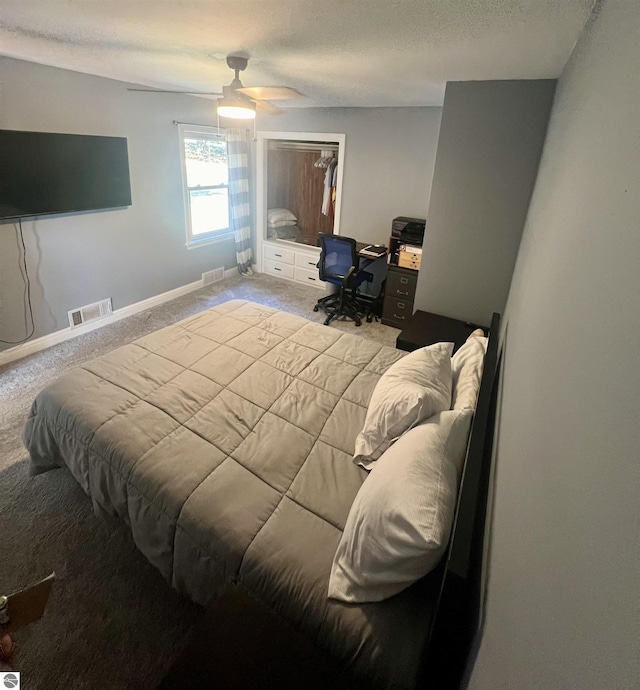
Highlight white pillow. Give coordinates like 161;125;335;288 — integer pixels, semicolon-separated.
329;409;473;603
451;332;488;410
267;208;297;224
353;342;453;470
268;219;298;228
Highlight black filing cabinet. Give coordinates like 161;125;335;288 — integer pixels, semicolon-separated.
381;265;418;328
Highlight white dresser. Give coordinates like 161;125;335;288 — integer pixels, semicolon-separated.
261;240;323;289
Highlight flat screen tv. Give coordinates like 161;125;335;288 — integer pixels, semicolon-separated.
0;129;132;221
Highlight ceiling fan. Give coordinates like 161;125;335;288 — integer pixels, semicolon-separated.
127;55;304;118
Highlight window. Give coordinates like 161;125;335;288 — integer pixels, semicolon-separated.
179;125;232;248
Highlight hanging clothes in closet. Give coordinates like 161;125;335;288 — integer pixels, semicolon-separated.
322;156;338;216
330;160;338;216
269;142;337;246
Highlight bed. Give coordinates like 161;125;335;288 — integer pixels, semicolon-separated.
23;299;500;690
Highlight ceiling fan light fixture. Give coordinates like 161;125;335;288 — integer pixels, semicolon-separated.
217;96;256;120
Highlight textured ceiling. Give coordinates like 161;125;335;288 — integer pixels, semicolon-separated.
0;0;595;107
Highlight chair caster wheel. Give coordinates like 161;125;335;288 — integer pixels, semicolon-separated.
313;305;319;312
355;321;362;327
324;318;331;326
366;315;373;323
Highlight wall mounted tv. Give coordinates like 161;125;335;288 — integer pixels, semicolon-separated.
0;129;132;221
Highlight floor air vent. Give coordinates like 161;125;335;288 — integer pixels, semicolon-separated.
68;298;113;328
202;267;225;286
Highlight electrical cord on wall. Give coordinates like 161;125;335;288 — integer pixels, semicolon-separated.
0;218;35;344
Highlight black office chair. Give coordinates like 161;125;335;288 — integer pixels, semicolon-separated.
313;234;373;327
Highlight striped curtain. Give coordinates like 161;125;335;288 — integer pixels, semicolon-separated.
226;128;253;275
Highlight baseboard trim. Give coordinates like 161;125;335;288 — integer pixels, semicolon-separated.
0;274;233;368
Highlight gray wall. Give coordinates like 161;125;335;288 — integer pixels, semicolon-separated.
471;1;640;688
256;107;442;246
0;57;237;349
0;57;440;349
415;80;556;326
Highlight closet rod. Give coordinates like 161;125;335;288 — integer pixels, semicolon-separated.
269;141;339;152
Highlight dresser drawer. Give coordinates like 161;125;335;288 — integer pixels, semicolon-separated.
294;266;323;288
386;267;418;300
294;252;320;270
264;244;295;265
382;297;414;327
263;258;294;279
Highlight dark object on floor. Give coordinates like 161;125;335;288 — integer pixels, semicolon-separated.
314;234;373;327
1;573;55;632
0;573;55;663
159;584;365;690
0;633;15;662
396;309;487;353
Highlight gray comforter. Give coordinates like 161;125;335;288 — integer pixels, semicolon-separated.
23;299;441;689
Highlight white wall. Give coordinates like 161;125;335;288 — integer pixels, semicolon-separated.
0;57;440;349
471;1;640;688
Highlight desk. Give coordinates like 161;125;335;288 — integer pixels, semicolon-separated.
355;242;387;259
355;244;388;320
396;310;487;353
294;238;384;258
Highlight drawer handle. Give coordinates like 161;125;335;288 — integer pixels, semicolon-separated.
397;302;405;309
307;276;316;281
274;253;282;258
400;277;409;284
274;267;281;272
308;261;316;266
393;314;406;320
396;289;409;296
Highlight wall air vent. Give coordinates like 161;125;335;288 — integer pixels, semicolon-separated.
67;298;113;328
202;267;225;286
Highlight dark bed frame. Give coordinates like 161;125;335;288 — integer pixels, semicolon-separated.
419;311;501;688
161;312;502;690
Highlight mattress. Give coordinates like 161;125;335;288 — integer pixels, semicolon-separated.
23;299;442;689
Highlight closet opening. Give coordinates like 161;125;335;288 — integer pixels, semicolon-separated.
266;140;339;247
256;131;346;254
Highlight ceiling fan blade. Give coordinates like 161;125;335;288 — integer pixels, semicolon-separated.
254;100;284;115
127;88;223;95
236;86;305;101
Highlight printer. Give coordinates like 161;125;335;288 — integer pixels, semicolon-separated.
391;216;426;245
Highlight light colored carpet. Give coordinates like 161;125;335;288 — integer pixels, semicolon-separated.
0;273;399;689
